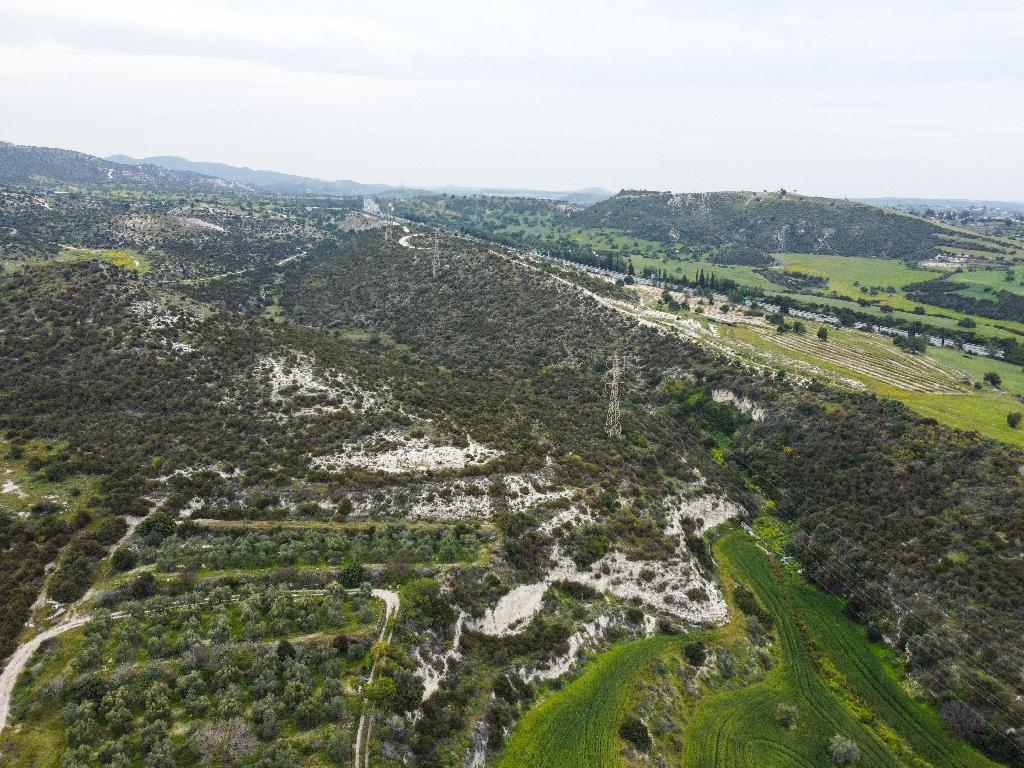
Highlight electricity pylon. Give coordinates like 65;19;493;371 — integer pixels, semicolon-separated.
605;352;622;439
432;230;440;278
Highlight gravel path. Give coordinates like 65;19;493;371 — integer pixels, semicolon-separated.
0;615;90;732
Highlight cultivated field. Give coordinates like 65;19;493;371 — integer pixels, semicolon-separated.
750;325;966;394
683;533;997;768
495;531;997;768
495;636;677;768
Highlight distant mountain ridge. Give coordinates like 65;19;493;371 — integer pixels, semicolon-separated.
0;141;250;193
107;153;613;204
105;154;395;196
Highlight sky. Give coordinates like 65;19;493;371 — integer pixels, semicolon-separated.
2;0;1023;199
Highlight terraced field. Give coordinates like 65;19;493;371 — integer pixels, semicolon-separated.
754;326;967;393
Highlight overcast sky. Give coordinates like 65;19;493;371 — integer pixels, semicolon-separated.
2;0;1023;199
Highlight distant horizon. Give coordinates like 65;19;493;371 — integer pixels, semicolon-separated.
81;145;1024;205
10;139;1018;206
2;2;1022;200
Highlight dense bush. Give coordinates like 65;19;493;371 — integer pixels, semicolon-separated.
619;715;652;751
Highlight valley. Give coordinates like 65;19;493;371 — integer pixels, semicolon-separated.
0;141;1022;768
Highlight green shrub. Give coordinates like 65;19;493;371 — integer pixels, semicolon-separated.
136;511;176;546
111;547;137;572
775;703;798;729
830;734;860;764
684;641;707;667
619;715;651;751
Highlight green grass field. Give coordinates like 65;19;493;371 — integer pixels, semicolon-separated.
498;532;999;768
946;266;1024;298
926;346;1024;395
776;253;1024;337
496;636;678;768
782;253;941;312
687;533;998;768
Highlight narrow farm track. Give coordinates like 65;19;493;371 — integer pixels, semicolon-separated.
354;589;400;768
743;737;818;768
1;513;148;732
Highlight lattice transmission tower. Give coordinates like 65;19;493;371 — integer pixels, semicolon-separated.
605;352;622;439
432;229;441;278
776;224;788;254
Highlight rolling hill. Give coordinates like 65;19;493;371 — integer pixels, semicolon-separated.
2;143;1024;768
0;141;250;194
572;189;1009;263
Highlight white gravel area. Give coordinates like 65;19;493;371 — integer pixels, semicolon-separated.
312;430;501;474
256;354;385;416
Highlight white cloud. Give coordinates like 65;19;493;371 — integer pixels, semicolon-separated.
1;1;1022;198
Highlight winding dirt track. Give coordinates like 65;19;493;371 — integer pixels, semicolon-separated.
0;615;90;732
0;514;146;733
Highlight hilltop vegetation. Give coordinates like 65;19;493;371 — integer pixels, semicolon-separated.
576;190;983;262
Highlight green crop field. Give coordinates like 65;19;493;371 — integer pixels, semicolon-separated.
495;636;678;768
790;582;997;768
683;533;998;768
946;266;1024;297
497;532;997;768
710;320;1024;447
685;534;898;768
781;253;941;311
